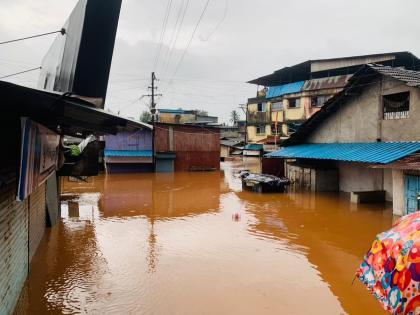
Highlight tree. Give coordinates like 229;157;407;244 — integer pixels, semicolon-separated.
140;110;152;123
230;110;240;126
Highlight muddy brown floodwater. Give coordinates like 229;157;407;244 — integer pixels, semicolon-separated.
15;160;392;315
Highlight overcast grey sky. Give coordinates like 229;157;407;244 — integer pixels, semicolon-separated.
1;0;420;123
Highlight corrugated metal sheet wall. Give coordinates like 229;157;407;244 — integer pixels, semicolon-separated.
28;184;46;262
0;183;29;315
155;125;220;171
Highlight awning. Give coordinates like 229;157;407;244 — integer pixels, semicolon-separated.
104;150;153;157
244;144;264;151
0;80;129;136
265;142;420;164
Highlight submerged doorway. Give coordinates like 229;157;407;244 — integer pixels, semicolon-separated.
405;175;420;214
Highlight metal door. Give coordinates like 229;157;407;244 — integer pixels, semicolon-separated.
405;175;420;214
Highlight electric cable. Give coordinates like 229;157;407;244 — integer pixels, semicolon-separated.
0;66;41;79
161;0;190;78
0;29;65;45
168;0;211;82
153;0;174;71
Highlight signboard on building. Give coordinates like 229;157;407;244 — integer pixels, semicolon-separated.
38;0;122;108
18;118;60;201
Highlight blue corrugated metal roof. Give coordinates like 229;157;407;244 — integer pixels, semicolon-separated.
266;81;305;99
265;142;420;164
104;150;153;157
244;144;264;151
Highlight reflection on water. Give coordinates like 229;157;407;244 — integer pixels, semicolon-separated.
16;161;391;315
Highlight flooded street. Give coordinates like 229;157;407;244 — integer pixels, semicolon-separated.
16;161;392;315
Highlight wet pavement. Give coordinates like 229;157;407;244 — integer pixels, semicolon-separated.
16;160;392;314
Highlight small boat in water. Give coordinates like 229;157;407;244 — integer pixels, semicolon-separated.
239;171;290;193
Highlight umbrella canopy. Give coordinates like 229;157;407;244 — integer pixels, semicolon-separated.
356;211;420;315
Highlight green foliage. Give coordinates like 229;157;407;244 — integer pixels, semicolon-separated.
70;145;81;157
140;110;152;123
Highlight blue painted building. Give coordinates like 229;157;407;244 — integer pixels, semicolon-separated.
104;119;153;173
266;64;420;215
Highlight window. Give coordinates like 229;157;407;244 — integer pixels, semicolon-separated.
271;101;283;111
256;125;265;135
257;102;267;112
383;92;410;120
311;95;331;107
288;98;300;108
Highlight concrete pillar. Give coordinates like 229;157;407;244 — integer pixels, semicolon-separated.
392;169;405;216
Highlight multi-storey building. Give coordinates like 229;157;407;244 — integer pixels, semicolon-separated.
246;52;420;146
157;109;218;125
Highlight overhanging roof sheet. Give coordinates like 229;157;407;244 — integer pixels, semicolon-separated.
244;144;264;151
266;81;305;99
265;142;420;164
104;150;153;157
0;80;129;135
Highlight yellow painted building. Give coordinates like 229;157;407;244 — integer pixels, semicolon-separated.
157;109;218;124
246;83;347;144
245;53;407;144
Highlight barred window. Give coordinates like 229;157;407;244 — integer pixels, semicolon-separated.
271;101;283;111
311;95;332;107
383;92;410;120
256;125;265;135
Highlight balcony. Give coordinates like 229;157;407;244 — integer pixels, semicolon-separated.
247;111;271;125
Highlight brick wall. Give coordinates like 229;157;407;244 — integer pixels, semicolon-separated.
0;182;29;315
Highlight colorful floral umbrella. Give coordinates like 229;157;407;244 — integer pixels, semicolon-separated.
356;211;420;315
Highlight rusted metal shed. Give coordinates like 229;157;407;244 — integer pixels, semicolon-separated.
154;123;220;172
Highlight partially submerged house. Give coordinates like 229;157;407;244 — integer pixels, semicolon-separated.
154;123;220;172
243;144;264;157
266;63;420;215
104;119;153;173
220;137;245;161
246;52;420;144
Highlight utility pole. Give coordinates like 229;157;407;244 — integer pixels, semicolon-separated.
239;103;247;144
143;72;162;171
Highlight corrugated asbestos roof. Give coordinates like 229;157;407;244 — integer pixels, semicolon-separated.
265;142;420;164
247;52;420;86
302;75;352;91
104;150;153;157
220;138;245;147
266;81;305;99
370;153;420;170
369;64;420;87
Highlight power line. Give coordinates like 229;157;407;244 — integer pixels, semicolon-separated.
162;0;190;77
168;0;211;82
0;29;65;45
199;0;228;41
153;0;174;71
0;66;41;79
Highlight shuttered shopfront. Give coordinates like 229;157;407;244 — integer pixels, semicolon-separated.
0;183;29;315
28;184;46;262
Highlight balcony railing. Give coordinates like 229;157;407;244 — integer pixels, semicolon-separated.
247;111;271;125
